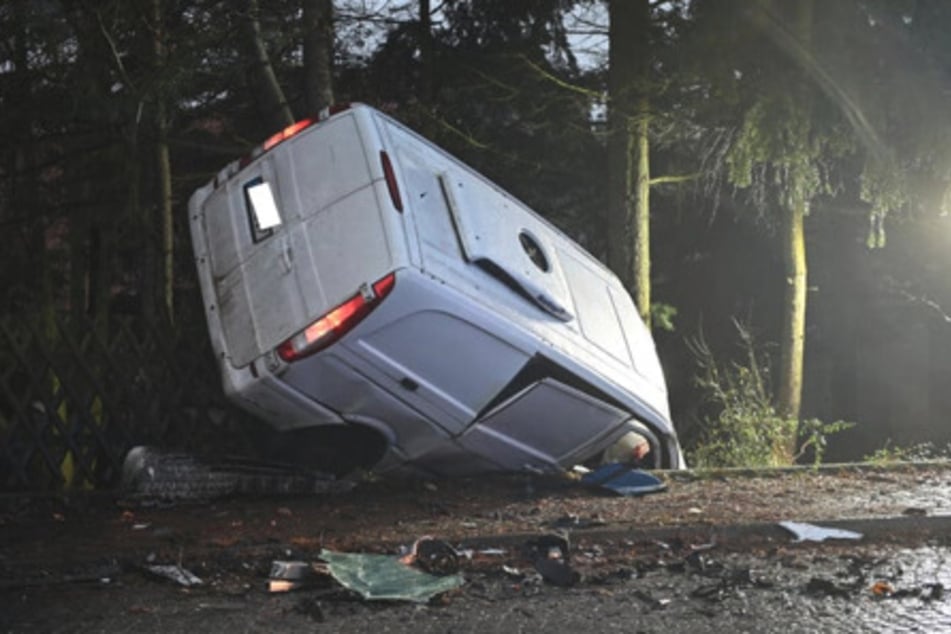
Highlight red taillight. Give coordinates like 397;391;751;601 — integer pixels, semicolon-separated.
380;151;403;212
219;104;359;189
277;273;397;362
263;118;315;152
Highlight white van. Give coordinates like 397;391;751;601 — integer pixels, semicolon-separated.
188;103;683;476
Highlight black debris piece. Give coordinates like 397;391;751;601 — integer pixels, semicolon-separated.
805;576;854;598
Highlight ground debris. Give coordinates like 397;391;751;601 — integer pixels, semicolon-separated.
547;513;607;530
633;588;671;610
144;563;203;587
779;521;863;543
399;537;460;575
804;576;854;598
317;548;464;602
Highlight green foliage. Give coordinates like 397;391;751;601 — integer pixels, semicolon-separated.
724;93;854;220
650;302;678;332
688;322;852;468
864;441;950;465
860;158;908;248
796;418;855;466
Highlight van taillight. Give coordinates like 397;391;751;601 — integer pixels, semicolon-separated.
263;118;315;152
219;104;358;189
277;273;396;362
380;151;403;212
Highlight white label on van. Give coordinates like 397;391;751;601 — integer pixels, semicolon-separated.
247;181;282;230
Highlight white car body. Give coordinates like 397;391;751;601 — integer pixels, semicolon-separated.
188;104;683;475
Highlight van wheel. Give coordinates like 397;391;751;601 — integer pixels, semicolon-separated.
265;424;388;477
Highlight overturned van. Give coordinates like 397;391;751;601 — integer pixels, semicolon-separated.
188;103;684;476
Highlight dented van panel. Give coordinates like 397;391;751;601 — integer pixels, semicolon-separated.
188;103;683;476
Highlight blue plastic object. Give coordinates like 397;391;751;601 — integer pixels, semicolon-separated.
581;462;667;496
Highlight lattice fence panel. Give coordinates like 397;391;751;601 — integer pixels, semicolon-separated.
0;315;265;492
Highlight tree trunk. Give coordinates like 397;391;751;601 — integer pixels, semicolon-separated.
244;0;294;129
12;0;55;335
607;0;652;326
419;0;434;108
64;1;118;331
777;200;807;457
606;0;634;289
152;0;174;322
302;0;334;113
633;96;651;326
775;0;814;459
156;102;173;321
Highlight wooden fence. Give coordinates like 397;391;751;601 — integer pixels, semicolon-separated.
0;314;265;492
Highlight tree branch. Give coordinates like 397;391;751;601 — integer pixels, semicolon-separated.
426;113;490;150
96;9;134;90
518;54;601;98
649;172;700;186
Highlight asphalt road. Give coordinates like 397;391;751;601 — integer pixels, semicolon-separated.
3;463;951;633
4;541;951;633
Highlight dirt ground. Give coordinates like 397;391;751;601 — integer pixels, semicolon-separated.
2;463;951;632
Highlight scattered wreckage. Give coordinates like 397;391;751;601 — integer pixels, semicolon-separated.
188;103;684;476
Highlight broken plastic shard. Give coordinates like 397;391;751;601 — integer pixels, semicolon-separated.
778;521;863;543
144;564;203;587
414;538;460;575
270;560;315;581
268;560;318;591
319;549;464;602
871;580;895;597
399;537;460;575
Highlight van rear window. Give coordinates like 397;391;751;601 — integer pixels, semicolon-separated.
244;177;282;242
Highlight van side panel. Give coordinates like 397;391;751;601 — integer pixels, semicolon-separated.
376;110;671;426
381;119;574;319
390;134;465;267
556;248;634;368
356;309;529;430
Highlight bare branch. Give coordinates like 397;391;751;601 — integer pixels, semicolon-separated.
95;9;133;89
518;54;600;98
649;173;700;186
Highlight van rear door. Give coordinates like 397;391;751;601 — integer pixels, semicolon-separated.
202;112;391;368
204;157;308;368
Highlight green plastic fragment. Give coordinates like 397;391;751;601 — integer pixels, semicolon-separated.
319;548;464;602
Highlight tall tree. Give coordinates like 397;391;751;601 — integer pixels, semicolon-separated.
8;0;54;331
604;0;699;332
418;0;434;107
716;0;829;456
688;0;891;459
606;0;652;325
303;0;334;113
150;0;174;321
244;0;294;129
